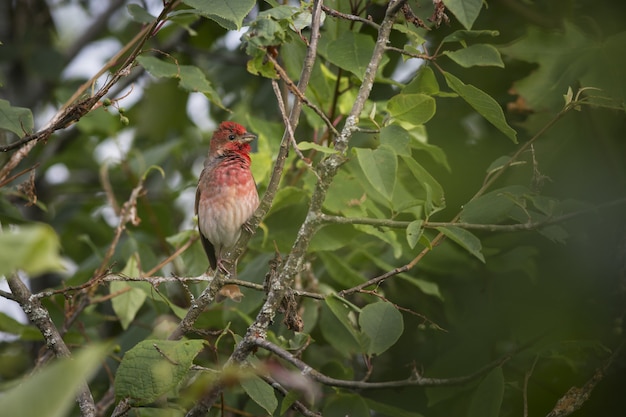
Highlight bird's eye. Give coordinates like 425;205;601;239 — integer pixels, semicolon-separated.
228;134;236;140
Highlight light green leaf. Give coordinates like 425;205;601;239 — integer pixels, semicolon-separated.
406;219;424;249
444;72;517;142
0;224;64;276
0;345;107;417
297;141;338;154
326;32;377;80
110;254;149;330
380;125;411;156
0;99;34;138
442;0;483;30
359;302;404;355
182;0;255;30
241;375;278;415
387;93;436;126
443;44;504;68
115;340;206;404
354;146;397;201
468;368;504;417
437;226;485;263
403;66;440;95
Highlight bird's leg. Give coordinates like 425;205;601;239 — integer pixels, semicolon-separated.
242;219;255;234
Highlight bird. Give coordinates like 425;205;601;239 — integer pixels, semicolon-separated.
195;121;259;301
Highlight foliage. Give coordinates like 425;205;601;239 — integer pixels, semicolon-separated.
0;1;625;416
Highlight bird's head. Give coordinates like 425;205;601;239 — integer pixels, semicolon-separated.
209;121;256;157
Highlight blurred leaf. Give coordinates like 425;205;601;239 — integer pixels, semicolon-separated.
127;4;155;23
115;339;206;404
319;251;365;288
323;393;370;417
0;99;33;138
297;141;338;154
401;156;446;216
0;345;107;417
0;224;64;276
442;0;483;30
387;94;436;126
437;226;485;263
460;185;530;224
321;297;362;355
241;375;278;415
443;44;504;68
442;29;500;44
444;72;518;142
182;0;255;30
365;398;424;417
468;367;504;417
359;302;404;355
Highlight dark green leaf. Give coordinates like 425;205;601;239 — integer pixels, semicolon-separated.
365;398;424;417
443;44;504;68
323;393;370;417
319;251;365;287
442;29;500;44
437;226;485;262
442;0;483;30
460;185;530;224
468;368;504;417
241;375;277;415
359;302;404;355
321;297;362;354
0;99;34;138
401;156;446;216
444;72;517;142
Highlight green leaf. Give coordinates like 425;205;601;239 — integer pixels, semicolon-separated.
387;93;436;126
323;394;370;417
365;398;424;417
379;125;411;156
297;141;338;154
326;32;379;80
319;251;365;288
280;390;300;415
437;226;485;263
0;224;64;276
241;374;278;415
444;72;517;143
442;0;483;30
0;345;107;417
354;146;397;201
110;254;149;330
460;185;530;224
407;219;424;249
182;0;255;30
401;156;446;216
403;66;440;95
442;29;500;44
443;44;504;68
359;302;404;355
115;339;206;404
0;99;34;138
468;367;504;417
136;56;226;109
321;297;362;355
127;4;155;23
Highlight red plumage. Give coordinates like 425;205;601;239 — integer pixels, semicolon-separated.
195;121;259;300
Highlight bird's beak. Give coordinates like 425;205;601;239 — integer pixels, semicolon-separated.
241;132;256;143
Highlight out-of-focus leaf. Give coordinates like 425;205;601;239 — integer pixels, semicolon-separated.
115;340;206;404
442;0;483;30
437;226;485;263
0;345;107;417
460;185;530;224
321;297;362;355
365;398;424;417
182;0;255;30
443;44;504;68
241;375;277;415
442;29;500;44
0;224;64;276
387;94;436;126
323;393;370;417
444;72;518;142
0;99;33;138
319;251;365;288
359;302;404;355
401;156;445;216
297;141;338;154
468;368;504;417
127;4;155;23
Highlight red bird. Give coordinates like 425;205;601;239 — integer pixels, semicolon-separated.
195;121;259;301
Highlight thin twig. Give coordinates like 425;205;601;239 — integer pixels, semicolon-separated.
321;5;380;29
